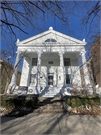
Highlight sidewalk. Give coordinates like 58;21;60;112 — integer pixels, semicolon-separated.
1;113;101;134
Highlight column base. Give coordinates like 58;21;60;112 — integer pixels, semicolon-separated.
37;86;41;93
7;84;16;94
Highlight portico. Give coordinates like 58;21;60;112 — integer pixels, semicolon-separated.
7;27;93;96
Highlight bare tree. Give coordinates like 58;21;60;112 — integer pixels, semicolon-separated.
1;0;80;69
1;1;78;37
81;1;100;43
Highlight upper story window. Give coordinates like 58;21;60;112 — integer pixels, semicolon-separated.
32;58;37;66
64;58;70;66
48;61;53;64
45;39;57;42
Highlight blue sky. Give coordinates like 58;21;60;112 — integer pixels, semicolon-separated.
13;1;99;44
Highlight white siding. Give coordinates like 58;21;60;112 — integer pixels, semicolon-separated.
21;57;81;87
71;59;81;86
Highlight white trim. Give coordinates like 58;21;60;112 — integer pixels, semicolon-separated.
16;28;86;46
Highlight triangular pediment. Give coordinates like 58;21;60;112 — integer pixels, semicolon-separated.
16;27;86;46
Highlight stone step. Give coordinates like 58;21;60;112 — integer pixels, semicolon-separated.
34;105;63;109
40;92;60;94
35;100;62;104
39;93;60;95
36;97;62;101
35;102;63;106
39;95;60;97
33;108;64;113
33;97;64;113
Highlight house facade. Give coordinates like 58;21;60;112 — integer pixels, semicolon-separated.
90;36;101;87
7;27;93;96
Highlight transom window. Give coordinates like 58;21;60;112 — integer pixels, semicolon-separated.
64;58;70;66
45;39;57;42
32;58;37;66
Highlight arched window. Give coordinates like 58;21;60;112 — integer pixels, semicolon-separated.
45;39;51;42
51;39;57;42
45;39;57;42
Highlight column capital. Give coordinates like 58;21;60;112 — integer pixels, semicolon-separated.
37;50;43;55
58;51;65;55
80;51;86;55
16;51;22;54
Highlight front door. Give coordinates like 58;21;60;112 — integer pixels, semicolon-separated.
48;74;53;86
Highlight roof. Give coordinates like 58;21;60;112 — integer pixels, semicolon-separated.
16;27;87;46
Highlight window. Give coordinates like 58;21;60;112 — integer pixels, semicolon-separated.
64;58;70;66
51;39;57;42
32;58;37;66
48;61;53;64
30;74;36;85
66;74;71;84
45;39;57;42
45;39;50;42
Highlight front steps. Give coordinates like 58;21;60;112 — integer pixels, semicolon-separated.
39;87;61;97
33;97;64;113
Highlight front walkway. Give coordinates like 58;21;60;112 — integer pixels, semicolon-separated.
1;113;101;134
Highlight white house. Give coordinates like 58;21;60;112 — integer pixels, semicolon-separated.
7;27;93;96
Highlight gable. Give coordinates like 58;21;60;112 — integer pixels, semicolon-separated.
16;27;86;46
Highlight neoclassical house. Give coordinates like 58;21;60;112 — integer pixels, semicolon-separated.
7;27;93;96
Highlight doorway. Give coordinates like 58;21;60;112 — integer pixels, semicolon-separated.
48;73;54;86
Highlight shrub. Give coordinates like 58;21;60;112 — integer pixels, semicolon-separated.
66;95;100;109
1;95;36;111
1;96;15;109
71;89;79;95
81;89;89;95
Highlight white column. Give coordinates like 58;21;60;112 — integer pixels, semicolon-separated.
81;50;93;95
81;49;92;87
37;51;42;92
59;52;64;87
7;51;21;93
10;51;21;86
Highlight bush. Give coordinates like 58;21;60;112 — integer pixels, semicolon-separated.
1;96;15;109
71;89;79;95
66;95;100;109
81;89;89;95
1;95;36;111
